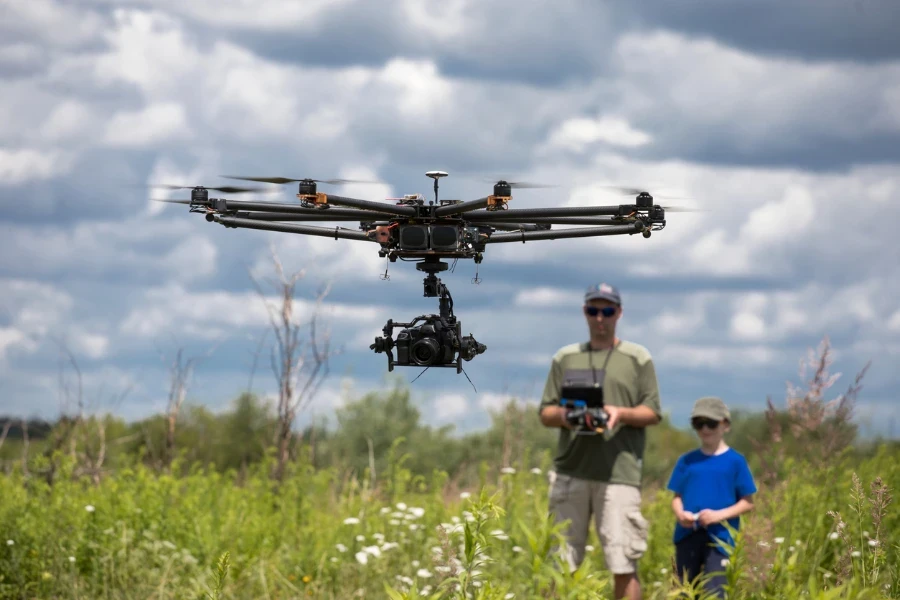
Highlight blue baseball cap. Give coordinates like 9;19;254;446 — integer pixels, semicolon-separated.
584;282;621;305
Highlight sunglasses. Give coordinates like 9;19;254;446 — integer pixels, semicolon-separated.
585;306;617;317
691;418;720;430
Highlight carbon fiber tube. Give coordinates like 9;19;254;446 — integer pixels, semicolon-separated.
466;222;549;231
462;205;623;220
214;216;377;242
235;211;397;222
484;223;642;243
320;194;417;216
433;197;491;217
478;217;622;225
215;198;415;217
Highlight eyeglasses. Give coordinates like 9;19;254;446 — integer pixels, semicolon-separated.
585;306;617;317
691;418;720;430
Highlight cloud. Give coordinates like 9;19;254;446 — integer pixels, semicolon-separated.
548;116;653;152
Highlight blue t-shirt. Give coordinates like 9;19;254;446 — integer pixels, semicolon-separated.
666;447;757;549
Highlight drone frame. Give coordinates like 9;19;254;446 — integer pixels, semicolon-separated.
154;172;671;267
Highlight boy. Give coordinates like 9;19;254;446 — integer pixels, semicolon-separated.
666;397;757;598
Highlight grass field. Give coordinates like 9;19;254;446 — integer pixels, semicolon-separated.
1;440;898;600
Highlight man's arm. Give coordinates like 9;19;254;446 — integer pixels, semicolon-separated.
540;405;575;429
607;404;661;428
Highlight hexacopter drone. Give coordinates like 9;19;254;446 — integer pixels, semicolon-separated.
154;171;691;375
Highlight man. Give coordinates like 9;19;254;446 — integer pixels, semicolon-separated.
539;282;662;600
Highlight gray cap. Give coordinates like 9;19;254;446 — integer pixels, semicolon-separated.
691;396;731;421
584;282;621;305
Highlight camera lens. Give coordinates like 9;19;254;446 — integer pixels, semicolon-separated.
410;337;441;365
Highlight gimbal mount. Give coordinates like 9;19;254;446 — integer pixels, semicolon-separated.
370;257;486;373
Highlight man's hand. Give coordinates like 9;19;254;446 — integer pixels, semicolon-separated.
604;405;622;429
697;509;725;527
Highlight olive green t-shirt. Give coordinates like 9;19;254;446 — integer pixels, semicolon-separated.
539;340;662;488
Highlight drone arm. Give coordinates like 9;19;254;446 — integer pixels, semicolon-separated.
464;205;623;220
466;222;550;231
234;211;398;222
483;223;643;243
319;194;418;217
433;197;491;217
213;215;379;242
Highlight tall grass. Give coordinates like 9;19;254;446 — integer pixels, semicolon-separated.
0;440;897;599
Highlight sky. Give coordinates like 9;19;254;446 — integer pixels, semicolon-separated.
1;0;899;438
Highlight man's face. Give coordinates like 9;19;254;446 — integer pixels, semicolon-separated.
583;299;621;338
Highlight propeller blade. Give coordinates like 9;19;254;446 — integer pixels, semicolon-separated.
474;177;558;189
595;184;691;200
145;184;266;194
150;198;193;205
220;175;380;185
661;205;707;213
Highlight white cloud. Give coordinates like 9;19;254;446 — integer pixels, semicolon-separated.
547;115;652;151
514;287;577;307
0;148;70;185
889;310;900;332
103;102;192;147
433;392;469;421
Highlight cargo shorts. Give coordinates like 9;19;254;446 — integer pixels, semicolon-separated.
548;471;650;574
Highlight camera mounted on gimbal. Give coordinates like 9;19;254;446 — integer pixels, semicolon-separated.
560;369;610;435
370;257;486;373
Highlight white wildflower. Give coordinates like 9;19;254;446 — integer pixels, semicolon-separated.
585;544;595;552
852;550;861;557
336;543;348;553
789;546;795;553
417;568;432;578
758;541;770;547
491;529;509;541
530;467;542;475
373;533;385;541
435;566;452;573
500;467;516;474
868;539;879;547
431;546;442;554
829;532;840;540
381;542;399;551
526;489;534;496
451;516;461;524
512;546;523;553
473;581;483;587
389;519;400;526
660;568;668;574
363;545;381;558
343;517;360;525
863;531;870;538
824;573;832;579
408;507;425;518
330;557;338;563
505;594;515;600
355;535;365;542
654;582;662;587
396;502;408;511
460;491;471;499
355;551;368;565
391;512;405;519
85;505;95;513
6;540;13;546
408;524;419;531
721;558;729;567
68;556;75;563
774;537;784;544
412;560;420;568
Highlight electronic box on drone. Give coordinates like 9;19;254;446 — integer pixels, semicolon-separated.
152;171;692;378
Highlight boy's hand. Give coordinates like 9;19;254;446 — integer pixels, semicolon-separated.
697;509;724;526
676;510;697;529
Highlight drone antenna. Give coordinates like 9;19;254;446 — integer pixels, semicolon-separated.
410;366;430;384
380;257;390;281
426;171;448;204
461;365;477;393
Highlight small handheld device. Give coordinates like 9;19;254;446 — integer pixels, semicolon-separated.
560;369;609;435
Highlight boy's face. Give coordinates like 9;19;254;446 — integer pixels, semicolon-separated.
691;416;729;444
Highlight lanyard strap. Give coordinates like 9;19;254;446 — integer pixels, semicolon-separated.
589;340;618;386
